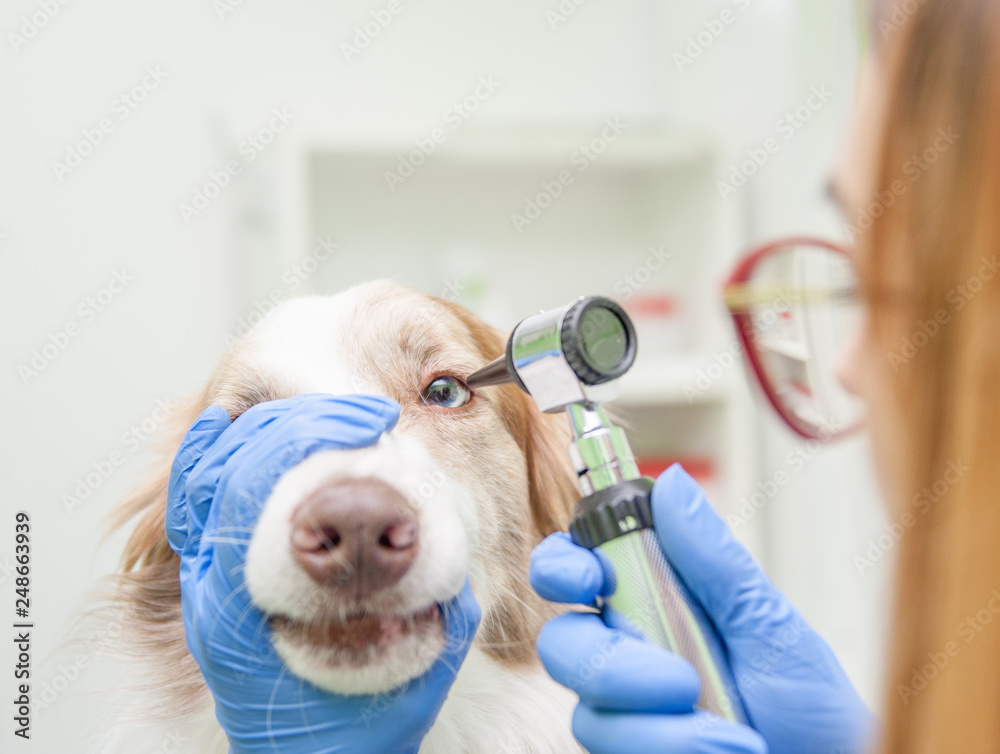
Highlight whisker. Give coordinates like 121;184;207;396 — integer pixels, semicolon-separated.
266;665;291;749
205;581;252;644
200;536;253;546
208;526;259;535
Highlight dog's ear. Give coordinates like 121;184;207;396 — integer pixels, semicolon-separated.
91;391;213;719
107;420;199;574
519;395;578;537
107;392;207;572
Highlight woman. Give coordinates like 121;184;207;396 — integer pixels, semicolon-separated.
533;0;1000;751
841;0;1000;748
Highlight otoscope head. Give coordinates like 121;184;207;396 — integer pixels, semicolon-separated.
466;296;637;412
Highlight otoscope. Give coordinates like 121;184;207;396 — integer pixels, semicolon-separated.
466;296;747;723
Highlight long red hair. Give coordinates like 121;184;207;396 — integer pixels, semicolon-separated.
866;0;1000;750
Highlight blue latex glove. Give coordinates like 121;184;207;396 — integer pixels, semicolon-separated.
530;464;876;754
166;394;481;754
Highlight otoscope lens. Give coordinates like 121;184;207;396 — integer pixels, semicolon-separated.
561;297;637;386
580;307;628;372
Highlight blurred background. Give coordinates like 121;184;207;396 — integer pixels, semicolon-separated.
2;0;890;748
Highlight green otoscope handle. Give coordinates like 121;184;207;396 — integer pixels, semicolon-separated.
569;477;748;724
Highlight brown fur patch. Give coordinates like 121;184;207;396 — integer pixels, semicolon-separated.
430;297;578;534
430;297;579;665
88;393;209;717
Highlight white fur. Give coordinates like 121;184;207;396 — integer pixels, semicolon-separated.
422;649;580;754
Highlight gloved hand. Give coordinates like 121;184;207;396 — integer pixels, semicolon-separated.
530;464;876;754
166;394;481;753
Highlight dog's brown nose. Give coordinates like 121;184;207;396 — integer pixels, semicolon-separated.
290;477;418;594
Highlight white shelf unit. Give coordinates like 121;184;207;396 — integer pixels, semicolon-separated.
242;125;764;559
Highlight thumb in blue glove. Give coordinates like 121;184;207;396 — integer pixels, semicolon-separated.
166;394;481;754
530;464;876;754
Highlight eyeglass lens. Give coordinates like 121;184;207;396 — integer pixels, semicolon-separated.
743;243;864;437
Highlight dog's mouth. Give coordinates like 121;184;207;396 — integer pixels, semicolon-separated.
270;603;442;662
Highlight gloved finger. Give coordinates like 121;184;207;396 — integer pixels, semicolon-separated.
183;395;400;570
572;705;768;754
236;392;400;435
538;612;700;714
191;393;400;505
530;532;607;605
227;394;401;492
651;464;791;640
165;405;232;555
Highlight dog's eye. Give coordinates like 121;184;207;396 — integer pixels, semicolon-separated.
421;376;471;408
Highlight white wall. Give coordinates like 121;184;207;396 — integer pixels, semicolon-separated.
1;1;887;750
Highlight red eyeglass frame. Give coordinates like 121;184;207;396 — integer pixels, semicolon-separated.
723;237;861;442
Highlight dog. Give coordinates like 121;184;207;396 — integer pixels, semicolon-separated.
80;280;585;753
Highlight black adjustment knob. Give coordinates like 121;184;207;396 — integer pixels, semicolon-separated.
569;477;655;549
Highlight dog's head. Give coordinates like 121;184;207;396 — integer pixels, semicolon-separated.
115;280;579;697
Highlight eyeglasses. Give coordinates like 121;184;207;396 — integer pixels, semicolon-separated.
724;238;865;441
